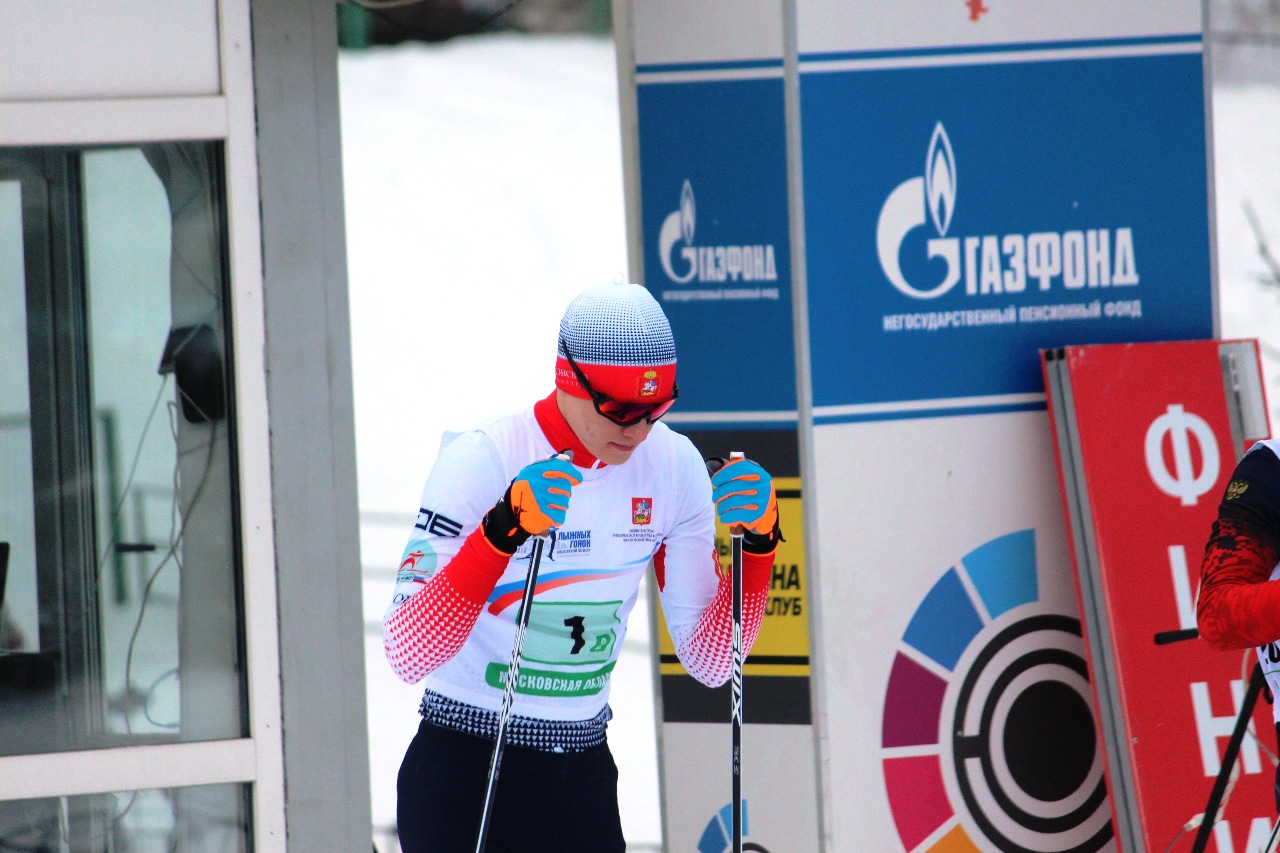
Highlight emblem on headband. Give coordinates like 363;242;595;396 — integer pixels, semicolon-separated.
632;497;653;525
638;369;659;398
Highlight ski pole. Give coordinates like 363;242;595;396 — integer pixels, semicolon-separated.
728;450;745;853
1264;815;1280;853
1190;661;1267;853
706;451;747;852
475;452;569;853
1154;627;1270;853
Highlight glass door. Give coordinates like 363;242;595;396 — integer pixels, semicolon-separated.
0;154;64;753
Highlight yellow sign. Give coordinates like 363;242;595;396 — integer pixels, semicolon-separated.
656;476;809;677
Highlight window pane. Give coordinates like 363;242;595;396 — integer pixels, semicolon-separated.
0;142;243;756
0;179;37;654
0;782;250;851
82;145;242;744
84;148;184;740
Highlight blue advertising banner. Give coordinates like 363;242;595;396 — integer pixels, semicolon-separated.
636;76;796;419
621;4;1212;851
800;44;1212;420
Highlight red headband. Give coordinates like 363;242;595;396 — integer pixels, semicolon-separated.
555;356;677;404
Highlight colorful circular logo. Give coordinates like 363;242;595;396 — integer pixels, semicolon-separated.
880;529;1113;852
696;802;772;853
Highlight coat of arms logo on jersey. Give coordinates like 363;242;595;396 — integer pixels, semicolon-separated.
632;497;653;525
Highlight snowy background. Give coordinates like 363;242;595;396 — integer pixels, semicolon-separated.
338;32;1280;852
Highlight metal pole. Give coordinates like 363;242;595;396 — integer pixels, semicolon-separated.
1190;662;1266;853
729;450;745;853
475;534;547;853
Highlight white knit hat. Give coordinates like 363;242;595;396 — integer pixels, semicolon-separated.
555;283;677;403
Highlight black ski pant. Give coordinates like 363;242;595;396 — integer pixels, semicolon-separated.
396;719;627;853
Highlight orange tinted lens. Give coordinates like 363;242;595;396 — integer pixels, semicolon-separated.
647;397;677;421
596;397;674;426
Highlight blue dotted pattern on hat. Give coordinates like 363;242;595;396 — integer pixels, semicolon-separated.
557;283;676;366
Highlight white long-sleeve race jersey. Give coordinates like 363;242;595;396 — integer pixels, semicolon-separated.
382;394;770;726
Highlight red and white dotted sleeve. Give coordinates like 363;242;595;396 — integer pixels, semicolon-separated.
382;529;511;684
671;549;772;688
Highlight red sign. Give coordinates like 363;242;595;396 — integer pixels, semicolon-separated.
1047;340;1274;852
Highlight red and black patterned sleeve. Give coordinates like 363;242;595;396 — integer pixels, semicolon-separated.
1196;444;1280;650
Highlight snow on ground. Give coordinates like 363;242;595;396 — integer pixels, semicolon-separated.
339;32;1280;852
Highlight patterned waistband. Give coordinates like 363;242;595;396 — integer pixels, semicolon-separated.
418;688;611;753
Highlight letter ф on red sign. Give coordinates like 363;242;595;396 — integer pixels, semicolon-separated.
1044;339;1275;852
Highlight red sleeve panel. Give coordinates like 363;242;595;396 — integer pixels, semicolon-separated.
674;548;773;687
1197;517;1280;650
383;528;511;683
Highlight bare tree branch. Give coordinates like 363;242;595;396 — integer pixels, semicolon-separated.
1243;199;1280;289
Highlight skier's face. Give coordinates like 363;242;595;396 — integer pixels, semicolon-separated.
557;391;654;465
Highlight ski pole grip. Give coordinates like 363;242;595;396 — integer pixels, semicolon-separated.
729;451;745;537
1153;627;1199;646
534;449;574;539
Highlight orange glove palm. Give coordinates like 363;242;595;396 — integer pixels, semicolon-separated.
508;456;580;536
482;453;582;554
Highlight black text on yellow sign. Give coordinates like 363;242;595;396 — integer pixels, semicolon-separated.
657;477;809;677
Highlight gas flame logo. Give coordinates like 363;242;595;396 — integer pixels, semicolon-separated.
680;179;696;245
876;122;962;299
926;123;955;237
659;180;698;283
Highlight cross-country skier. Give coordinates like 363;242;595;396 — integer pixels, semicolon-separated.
383;282;781;852
1197;437;1280;812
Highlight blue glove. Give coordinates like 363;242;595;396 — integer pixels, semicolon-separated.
509;454;580;533
483;452;580;553
711;457;778;535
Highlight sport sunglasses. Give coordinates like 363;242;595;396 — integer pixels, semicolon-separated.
561;339;679;426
